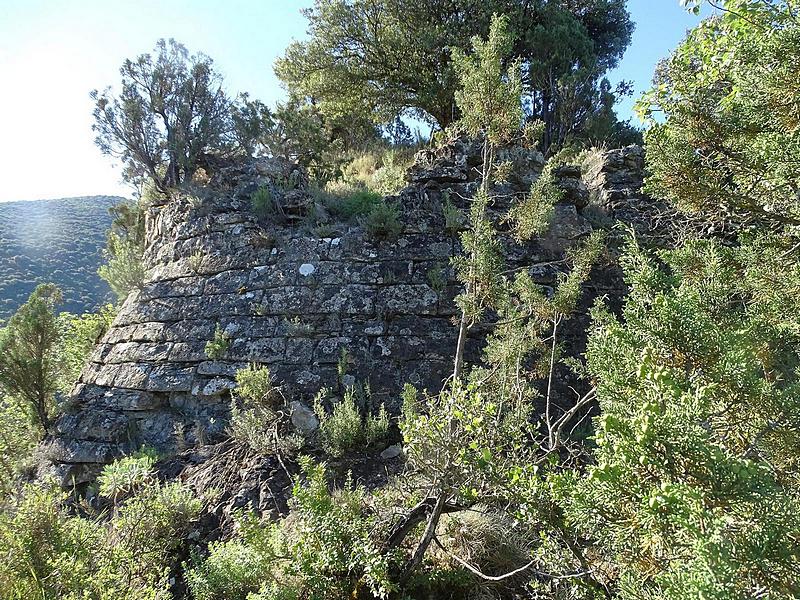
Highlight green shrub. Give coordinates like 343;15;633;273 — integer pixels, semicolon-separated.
186;458;394;600
57;304;117;394
0;397;37;497
186;513;280;600
369;150;410;195
442;195;466;235
426;263;446;292
97;448;157;503
0;465;201;600
205;324;231;359
230;365;283;455
0;484;101;600
328;188;382;220
251;186;275;218
0;283;63;433
99;200;146;302
106;480;201;593
364;201;402;241
569;236;800;598
314;387;389;457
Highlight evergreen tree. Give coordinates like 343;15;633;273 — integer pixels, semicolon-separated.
0;284;63;433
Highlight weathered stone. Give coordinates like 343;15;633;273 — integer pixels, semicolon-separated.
377;284;439;315
147;365;195;392
228;338;285;363
290;401;319;434
380;444;403;460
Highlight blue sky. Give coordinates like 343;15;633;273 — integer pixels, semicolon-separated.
0;0;711;202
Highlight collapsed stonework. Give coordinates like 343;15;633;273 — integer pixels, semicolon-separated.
44;140;648;486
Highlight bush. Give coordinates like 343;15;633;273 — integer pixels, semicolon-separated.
56;304;117;394
0;461;201;600
442;195;466;235
97;448;157;504
0;484;101;599
186;458;394;600
0;284;63;433
0;397;37;497
363;201;402;241
251;186;274;219
106;480;201;593
326;187;382;220
185;513;280;600
98;232;145;301
205;324;231;360
314;387;389;457
230;365;283;455
568;236;800;598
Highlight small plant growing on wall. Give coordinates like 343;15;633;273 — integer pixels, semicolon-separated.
205;325;231;359
251;185;275;218
364;200;402;241
188;250;204;273
426;263;447;292
442;193;466;236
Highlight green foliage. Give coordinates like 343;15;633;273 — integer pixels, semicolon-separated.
484;230;605;386
275;0;634;151
452;188;505;326
363;200;402;241
508;164;562;242
325;186;382;220
442;195;466;235
98;200;146;302
251;186;275;218
426;264;447;293
314;387;389;457
98;232;145;302
0;484;101;600
187;458;394;600
205;324;231;360
341;148;413;196
568;235;800;598
233;95;370;185
185;513;280;600
97;448;157;503
230;365;286;455
0;460;201;600
639;0;800;230
0;397;37;498
0;284;63;432
452;14;523;146
92;39;232;192
367;149;410;195
401;382;531;503
56;304;116;394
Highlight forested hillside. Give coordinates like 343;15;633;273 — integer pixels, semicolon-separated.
0;196;121;320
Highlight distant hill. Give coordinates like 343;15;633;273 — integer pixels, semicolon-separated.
0;196;127;322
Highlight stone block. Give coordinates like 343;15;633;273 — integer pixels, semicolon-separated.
228;337;286;363
147;365;195;392
376;284;439;315
113;363;153;389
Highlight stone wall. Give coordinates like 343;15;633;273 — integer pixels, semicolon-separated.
45;142;646;486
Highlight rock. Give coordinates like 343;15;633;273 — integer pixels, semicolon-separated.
290;401;319;434
554;164;589;209
380;443;403;460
